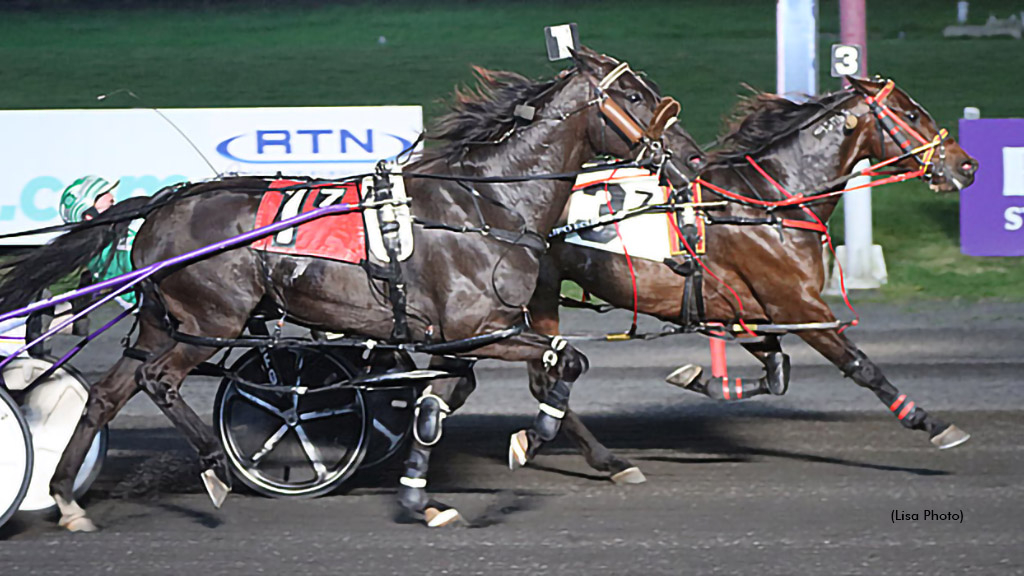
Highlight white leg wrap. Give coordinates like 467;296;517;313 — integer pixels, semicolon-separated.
400;476;427;489
538;403;566;419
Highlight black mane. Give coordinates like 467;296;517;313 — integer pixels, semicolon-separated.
423;67;561;163
709;89;855;164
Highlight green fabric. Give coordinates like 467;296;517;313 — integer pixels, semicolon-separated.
86;219;141;306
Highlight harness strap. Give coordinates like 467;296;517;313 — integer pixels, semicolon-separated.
780;219;828;233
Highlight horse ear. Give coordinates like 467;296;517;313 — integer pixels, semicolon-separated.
845;75;879;95
645;97;681;141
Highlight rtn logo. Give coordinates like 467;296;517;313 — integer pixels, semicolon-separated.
216;129;415;164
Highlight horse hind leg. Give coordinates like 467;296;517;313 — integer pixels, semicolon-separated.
526;360;644;484
135;341;234;507
50;355;143;532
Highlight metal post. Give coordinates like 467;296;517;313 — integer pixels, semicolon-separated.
776;0;818;99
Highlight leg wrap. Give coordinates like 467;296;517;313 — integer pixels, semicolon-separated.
413;388;450;447
686;376;770;401
842;350;933;432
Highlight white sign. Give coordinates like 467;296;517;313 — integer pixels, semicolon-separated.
1002;147;1024;196
545;23;579;61
0;106;423;245
830;43;862;78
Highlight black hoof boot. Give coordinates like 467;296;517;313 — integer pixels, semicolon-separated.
764;352;791;396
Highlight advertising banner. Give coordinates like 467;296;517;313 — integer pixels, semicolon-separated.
0;106;422;245
959;118;1024;257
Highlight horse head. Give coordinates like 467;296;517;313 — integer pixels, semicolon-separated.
570;47;706;187
845;76;978;192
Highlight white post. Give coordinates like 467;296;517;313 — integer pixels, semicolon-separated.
826;0;887;292
841;160;886;288
777;0;818;99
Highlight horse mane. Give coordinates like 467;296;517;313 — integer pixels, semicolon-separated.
423;66;560;163
708;88;854;164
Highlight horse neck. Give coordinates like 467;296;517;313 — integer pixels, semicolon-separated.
747;126;857;223
449;95;595;234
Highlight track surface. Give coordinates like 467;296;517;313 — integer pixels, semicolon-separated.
2;301;1023;575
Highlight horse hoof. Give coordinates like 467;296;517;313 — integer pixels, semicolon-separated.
610;466;647;485
201;469;232;509
665;364;703;389
931;425;970;450
424;506;461;528
60;515;98;533
508;430;529;470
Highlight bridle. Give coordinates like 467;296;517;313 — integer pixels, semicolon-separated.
563;60;693;185
857;79;949;184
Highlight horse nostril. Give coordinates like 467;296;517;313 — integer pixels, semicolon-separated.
960;159;978;175
687;154;705;168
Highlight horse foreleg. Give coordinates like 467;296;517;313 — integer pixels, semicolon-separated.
527;361;644;484
50;356;141;532
798;329;969;449
507;335;589;470
396;358;474;528
135;342;233;507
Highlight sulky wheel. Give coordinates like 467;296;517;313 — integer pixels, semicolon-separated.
2;357;107;513
0;385;32;529
214;346;369;498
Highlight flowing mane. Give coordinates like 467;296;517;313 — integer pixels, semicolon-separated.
708;89;855;164
423;66;561;163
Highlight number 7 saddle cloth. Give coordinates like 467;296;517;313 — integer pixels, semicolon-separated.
251;177;413;264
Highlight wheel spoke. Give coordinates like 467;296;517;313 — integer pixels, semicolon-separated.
293;424;329;481
298;406;359;422
250;424;289;465
235;387;287;420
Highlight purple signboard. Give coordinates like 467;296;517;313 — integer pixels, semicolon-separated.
959;119;1024;257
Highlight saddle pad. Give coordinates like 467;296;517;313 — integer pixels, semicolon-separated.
565;167;694;261
251;180;366;263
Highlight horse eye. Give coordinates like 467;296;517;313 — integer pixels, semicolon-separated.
627;92;643;103
905;111;919;122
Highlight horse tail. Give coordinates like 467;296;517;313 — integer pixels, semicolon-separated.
0;196;153;314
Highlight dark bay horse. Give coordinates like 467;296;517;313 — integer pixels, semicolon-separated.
0;47;705;530
521;77;978;482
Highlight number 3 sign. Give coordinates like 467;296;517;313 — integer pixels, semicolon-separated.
830;44;862;77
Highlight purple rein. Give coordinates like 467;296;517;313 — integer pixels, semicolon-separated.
0;202;357;372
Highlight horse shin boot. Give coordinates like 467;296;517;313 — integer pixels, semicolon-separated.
398;387;460;527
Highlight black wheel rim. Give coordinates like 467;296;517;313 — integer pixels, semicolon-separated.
218;347;367;497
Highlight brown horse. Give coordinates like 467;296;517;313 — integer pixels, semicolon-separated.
0;47;706;530
520;77;978;482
